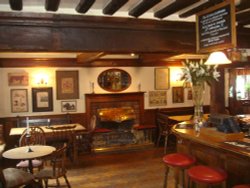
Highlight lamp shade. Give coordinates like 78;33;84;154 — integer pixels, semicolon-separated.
204;51;231;65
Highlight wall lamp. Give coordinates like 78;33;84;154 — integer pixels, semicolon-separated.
204;51;231;65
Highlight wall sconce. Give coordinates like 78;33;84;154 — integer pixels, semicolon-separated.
35;73;49;86
204;51;231;65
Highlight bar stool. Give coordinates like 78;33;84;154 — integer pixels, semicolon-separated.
163;153;196;188
233;185;250;188
187;165;227;188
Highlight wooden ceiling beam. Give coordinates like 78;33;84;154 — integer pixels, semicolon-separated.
75;0;95;13
154;0;199;19
129;0;161;18
103;0;129;15
179;0;223;18
45;0;61;11
77;52;105;63
9;0;22;11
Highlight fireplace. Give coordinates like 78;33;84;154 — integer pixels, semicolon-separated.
85;92;153;152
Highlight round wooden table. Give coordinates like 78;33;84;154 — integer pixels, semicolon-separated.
3;145;55;173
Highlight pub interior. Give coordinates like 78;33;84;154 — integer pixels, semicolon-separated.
0;0;250;188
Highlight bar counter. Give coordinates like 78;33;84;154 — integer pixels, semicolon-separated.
172;122;250;187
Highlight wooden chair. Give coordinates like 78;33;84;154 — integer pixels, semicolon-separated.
35;145;71;188
0;167;35;188
49;125;76;162
156;110;178;153
17;126;46;172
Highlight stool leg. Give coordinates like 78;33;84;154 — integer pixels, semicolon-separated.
163;166;169;188
164;135;169;154
174;168;179;188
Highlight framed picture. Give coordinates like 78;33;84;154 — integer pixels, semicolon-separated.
61;100;77;112
148;91;167;107
172;87;184;103
8;72;29;86
155;68;169;90
10;89;28;113
32;87;53;112
56;70;79;100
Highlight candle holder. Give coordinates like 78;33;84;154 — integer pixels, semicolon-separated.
25;134;33;153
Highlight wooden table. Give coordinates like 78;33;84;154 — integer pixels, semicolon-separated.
172;122;250;187
3;145;55;173
9;124;86;163
9;123;86;136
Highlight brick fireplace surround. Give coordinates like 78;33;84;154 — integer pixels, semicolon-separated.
85;92;154;152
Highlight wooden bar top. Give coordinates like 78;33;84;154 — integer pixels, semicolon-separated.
172;122;250;158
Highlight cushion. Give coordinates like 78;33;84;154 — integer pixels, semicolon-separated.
16;159;43;168
3;168;34;188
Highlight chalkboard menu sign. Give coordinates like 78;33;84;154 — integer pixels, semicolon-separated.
196;0;236;53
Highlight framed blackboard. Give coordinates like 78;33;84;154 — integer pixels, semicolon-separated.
196;0;236;53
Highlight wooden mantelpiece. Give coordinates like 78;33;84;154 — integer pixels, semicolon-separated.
85;92;145;128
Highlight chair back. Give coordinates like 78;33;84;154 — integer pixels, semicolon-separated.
156;111;170;134
19;126;46;146
89;115;97;132
50;145;67;177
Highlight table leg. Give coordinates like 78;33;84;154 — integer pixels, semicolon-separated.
28;159;33;174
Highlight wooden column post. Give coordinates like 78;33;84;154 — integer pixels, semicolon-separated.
210;68;225;114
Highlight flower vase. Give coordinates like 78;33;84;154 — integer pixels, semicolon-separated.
192;82;205;130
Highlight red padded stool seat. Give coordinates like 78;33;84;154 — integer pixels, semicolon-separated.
163;153;196;188
187;165;227;187
233;185;250;188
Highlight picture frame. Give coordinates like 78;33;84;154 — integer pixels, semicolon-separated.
32;87;53;112
8;72;29;86
172;87;184;103
10;89;28;113
56;70;79;100
148;91;167;107
61;100;77;112
155;68;169;90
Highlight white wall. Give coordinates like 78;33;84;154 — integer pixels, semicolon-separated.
0;66;211;118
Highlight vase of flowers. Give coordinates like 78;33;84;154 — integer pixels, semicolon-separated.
181;59;220;128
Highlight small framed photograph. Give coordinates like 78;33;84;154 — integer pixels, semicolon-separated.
11;89;28;113
172;87;184;103
56;70;79;100
155;68;169;90
32;87;53;112
8;72;29;86
61;100;77;112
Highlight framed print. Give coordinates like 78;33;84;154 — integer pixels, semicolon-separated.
172;87;184;103
11;89;28;113
61;100;77;112
8;72;29;86
56;70;79;100
32;87;53;112
155;68;169;90
149;91;167;107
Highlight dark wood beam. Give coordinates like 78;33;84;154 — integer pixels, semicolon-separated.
9;0;22;11
103;0;128;15
154;0;199;19
45;0;61;11
75;0;95;13
129;0;161;18
77;52;105;63
236;0;250;12
179;0;223;18
237;10;250;26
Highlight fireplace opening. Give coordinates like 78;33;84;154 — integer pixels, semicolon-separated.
85;93;155;152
